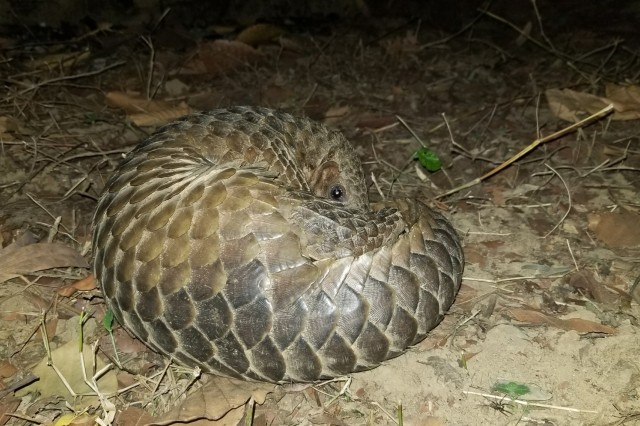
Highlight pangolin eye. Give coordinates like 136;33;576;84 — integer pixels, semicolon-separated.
329;184;346;201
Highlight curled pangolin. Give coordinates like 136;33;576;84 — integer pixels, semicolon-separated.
92;106;464;383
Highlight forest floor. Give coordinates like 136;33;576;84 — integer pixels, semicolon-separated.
0;4;639;426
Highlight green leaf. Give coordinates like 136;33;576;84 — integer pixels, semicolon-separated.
492;381;530;397
492;379;552;400
103;309;115;332
413;147;442;172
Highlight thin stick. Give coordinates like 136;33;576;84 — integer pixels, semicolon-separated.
566;239;579;271
11;61;126;98
396;115;426;148
464;273;571;284
436;104;614;199
371;401;399;425
463;391;599;414
542;163;572;238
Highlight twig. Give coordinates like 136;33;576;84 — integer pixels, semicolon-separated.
396;115;426;148
419;7;486;50
313;376;352;406
463;390;599;414
140;36;156;100
10;61;126;99
436;104;614;199
480;9;562;58
371;401;399;425
371;172;385;200
566;239;579;271
541;163;572;238
464;273;571;284
530;0;556;53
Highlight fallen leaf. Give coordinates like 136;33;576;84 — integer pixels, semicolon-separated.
185;40;262;77
105;92;192;127
105;328;147;355
605;83;640;119
15;340;118;407
562;318;617;334
0;361;17;379
0;396;20;426
236;23;284;46
568;271;621;305
57;274;96;297
508;308;616;334
546;86;640;122
323;105;351;125
129;102;192;127
588;211;640;248
150;376;274;425
545;88;610;122
115;407;155;426
53;413;96;426
309;412;349;426
105;91;168;113
0;242;89;284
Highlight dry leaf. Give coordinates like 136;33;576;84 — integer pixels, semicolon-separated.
0;242;89;284
57;274;96;297
568;271;620;305
236;23;284;46
0;360;17;379
588;211;640;248
323;105;351;125
0;396;20;426
111;328;147;354
15;340;118;406
561;318;617;334
604;83;640;119
115;407;155;426
151;376;274;425
508;308;616;334
105;92;192;127
195;40;262;76
53;413;96;426
546;85;640;122
105;91;171;114
129;102;192;127
309;413;349;426
545;88;610;122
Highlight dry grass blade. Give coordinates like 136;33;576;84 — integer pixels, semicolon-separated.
463;391;599;414
436;104;614;198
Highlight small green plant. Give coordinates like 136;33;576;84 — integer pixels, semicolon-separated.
103;309;121;366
